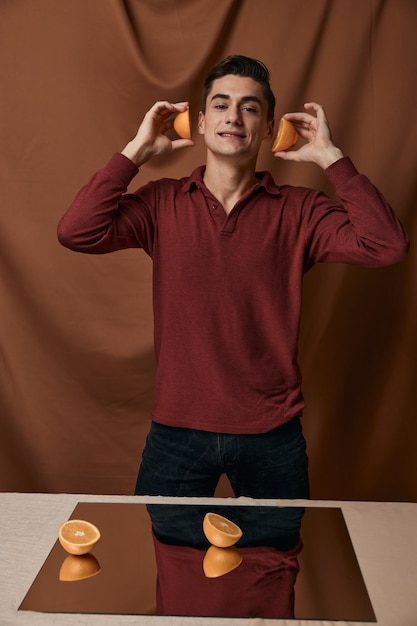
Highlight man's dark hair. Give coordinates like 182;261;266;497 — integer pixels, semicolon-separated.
202;55;276;121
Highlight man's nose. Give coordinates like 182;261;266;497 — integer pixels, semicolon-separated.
226;106;242;124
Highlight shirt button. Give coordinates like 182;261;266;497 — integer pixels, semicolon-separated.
212;204;217;211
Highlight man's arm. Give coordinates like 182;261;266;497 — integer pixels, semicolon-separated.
57;101;194;253
274;102;409;267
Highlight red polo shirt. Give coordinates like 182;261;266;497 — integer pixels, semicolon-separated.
57;154;408;433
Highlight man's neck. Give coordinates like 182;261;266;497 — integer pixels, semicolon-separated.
203;158;258;215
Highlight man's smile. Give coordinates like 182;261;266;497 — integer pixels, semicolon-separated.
218;131;246;138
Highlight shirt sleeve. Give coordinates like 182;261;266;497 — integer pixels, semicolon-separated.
57;153;155;256
302;157;409;268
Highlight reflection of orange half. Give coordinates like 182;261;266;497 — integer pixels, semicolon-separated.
203;545;243;578
203;512;243;547
59;554;101;581
173;109;191;139
272;117;298;152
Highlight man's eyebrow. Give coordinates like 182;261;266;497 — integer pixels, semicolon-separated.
210;93;230;102
241;95;263;106
210;93;263;106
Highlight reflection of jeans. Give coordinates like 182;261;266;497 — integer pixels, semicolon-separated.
135;416;309;550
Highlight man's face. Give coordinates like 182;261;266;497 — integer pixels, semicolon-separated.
198;75;274;162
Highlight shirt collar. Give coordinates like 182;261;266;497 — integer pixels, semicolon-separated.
181;166;281;196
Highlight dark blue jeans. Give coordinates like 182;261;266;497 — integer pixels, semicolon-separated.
135;416;309;549
135;415;309;499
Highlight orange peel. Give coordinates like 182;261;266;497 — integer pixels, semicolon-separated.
173;109;191;139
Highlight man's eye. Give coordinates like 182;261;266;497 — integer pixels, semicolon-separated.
214;104;227;110
242;106;258;113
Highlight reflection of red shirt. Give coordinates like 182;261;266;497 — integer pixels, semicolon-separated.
58;154;408;434
152;533;302;618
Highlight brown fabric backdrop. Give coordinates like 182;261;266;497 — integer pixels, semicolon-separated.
1;0;415;500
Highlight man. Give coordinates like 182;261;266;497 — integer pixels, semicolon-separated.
58;55;408;504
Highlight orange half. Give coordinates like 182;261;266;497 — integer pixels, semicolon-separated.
203;512;243;548
58;519;101;555
272;117;298;152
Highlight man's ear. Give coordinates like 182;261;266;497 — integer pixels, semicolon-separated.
265;118;274;140
197;111;205;135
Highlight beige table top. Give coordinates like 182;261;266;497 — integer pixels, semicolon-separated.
1;493;416;626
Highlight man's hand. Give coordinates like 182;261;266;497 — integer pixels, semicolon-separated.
274;102;343;169
121;101;195;167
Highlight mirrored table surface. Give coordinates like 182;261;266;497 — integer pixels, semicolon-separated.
2;493;416;626
19;501;375;621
